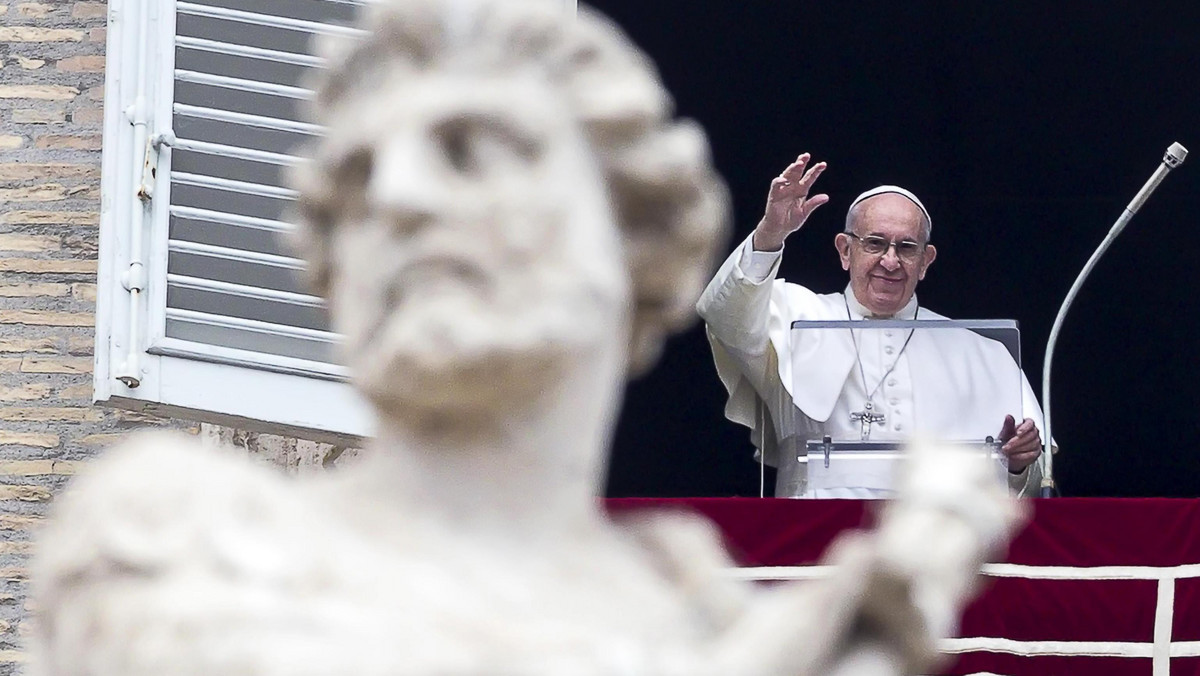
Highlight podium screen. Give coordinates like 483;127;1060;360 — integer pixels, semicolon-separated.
786;319;1025;445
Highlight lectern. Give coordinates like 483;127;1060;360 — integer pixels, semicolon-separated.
787;319;1026;497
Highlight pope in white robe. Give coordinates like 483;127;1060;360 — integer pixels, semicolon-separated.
697;153;1045;498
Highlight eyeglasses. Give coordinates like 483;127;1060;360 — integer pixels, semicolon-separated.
845;233;927;261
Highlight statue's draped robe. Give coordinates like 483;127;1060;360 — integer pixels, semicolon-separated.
697;235;1044;498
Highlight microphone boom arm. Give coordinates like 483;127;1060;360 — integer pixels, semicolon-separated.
1039;142;1187;497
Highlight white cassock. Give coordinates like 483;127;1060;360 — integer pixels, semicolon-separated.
697;233;1045;498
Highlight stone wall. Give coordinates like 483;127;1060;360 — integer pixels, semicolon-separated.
0;3;351;670
199;424;357;475
0;1;125;669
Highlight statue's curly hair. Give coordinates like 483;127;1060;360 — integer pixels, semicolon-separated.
291;0;730;376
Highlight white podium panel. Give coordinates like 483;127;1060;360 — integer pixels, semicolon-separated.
803;439;1009;497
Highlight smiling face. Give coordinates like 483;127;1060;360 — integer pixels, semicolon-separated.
320;74;629;429
834;193;937;316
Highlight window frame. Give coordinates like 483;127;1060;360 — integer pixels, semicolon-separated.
93;0;374;444
94;0;577;442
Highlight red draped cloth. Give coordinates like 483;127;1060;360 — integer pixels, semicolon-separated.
607;498;1200;675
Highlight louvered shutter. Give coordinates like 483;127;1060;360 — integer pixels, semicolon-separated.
95;0;373;442
161;0;361;374
95;0;576;441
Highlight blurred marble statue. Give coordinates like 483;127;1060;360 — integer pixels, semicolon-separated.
30;0;1024;674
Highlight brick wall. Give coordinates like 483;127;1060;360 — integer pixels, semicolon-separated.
0;1;121;670
0;2;356;671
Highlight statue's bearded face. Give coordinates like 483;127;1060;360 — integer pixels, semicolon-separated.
323;74;630;430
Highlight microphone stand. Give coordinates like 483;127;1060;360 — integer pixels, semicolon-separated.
1039;143;1188;497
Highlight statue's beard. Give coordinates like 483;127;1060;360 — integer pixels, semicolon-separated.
345;259;620;434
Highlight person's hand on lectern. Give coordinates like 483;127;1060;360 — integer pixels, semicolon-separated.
998;414;1042;473
752;153;829;252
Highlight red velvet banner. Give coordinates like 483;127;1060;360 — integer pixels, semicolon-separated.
607;498;1200;675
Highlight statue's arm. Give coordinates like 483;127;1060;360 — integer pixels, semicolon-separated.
695;442;1026;676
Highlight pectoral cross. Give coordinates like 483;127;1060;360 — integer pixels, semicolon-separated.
850;404;886;440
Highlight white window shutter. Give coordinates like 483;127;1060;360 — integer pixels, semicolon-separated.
94;0;373;444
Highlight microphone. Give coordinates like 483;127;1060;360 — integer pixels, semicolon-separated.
1127;142;1188;214
1040;142;1188;498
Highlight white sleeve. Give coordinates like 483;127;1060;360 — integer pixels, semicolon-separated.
739;245;784;283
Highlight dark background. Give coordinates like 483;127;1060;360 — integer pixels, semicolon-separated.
597;2;1200;498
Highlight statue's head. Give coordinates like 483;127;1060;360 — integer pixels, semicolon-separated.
292;0;728;432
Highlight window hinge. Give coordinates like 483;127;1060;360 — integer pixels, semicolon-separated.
137;131;174;202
